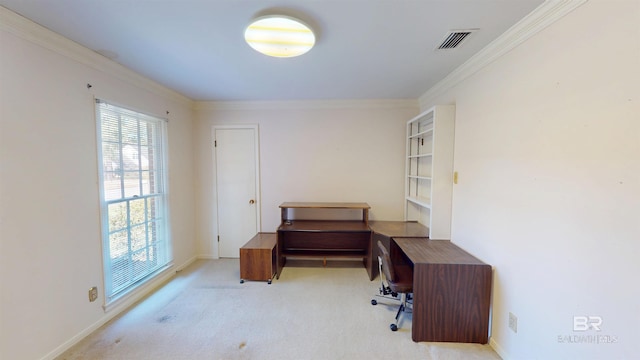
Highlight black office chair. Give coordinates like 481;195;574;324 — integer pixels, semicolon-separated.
371;240;413;331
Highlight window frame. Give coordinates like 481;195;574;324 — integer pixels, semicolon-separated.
95;99;172;307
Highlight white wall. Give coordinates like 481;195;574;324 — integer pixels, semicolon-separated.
422;1;639;359
194;101;418;258
0;13;196;360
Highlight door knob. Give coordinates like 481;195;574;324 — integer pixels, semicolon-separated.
249;199;255;204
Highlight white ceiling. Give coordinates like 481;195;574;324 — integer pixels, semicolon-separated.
0;0;544;101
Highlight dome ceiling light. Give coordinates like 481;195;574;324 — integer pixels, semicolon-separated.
244;15;316;58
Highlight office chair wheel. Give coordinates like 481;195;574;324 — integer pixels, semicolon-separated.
371;299;377;305
240;279;245;284
390;324;398;332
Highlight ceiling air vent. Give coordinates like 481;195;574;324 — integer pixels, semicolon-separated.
437;29;478;50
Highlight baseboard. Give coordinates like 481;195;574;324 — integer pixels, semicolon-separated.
489;337;509;360
176;255;199;271
39;257;196;360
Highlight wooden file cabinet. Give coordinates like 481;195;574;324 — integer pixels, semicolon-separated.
240;232;277;284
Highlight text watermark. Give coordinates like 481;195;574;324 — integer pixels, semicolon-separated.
557;316;618;344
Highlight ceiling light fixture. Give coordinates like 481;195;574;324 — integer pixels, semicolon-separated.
244;15;316;58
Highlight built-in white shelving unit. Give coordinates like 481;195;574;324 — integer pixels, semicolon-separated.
404;105;455;239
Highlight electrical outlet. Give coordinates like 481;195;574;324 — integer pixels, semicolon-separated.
509;312;518;333
88;286;98;302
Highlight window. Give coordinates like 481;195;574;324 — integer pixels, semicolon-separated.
96;100;171;304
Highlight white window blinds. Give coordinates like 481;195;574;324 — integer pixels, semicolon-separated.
96;99;171;302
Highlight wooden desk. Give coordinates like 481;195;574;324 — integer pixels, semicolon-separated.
392;238;492;343
277;202;372;279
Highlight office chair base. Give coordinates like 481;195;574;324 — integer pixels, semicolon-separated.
372;295;412;332
371;296;410;305
372;293;413;306
374;249;413;332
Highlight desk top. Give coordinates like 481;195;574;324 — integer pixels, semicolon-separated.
369;221;429;237
242;232;276;249
280;202;370;209
393;238;488;265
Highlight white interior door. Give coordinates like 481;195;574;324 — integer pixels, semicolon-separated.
214;126;259;258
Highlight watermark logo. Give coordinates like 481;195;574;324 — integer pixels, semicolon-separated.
558;315;618;344
573;316;602;331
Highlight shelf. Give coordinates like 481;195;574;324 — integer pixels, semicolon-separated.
408;111;435;124
279;201;370;225
408;153;432;158
407;175;431;180
281;250;367;257
406;196;432;209
279;202;370;210
408;128;434;139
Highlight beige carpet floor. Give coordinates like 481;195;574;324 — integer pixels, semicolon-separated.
56;259;502;360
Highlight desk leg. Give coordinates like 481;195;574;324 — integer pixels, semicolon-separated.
411;263;491;343
276;231;284;279
411;263;427;342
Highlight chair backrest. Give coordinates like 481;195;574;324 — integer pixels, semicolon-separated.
377;240;396;283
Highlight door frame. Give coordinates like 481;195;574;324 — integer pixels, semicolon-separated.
212;124;261;258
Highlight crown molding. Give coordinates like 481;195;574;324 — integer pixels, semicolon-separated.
195;99;419;111
2;1;587;110
418;0;588;108
0;6;193;107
